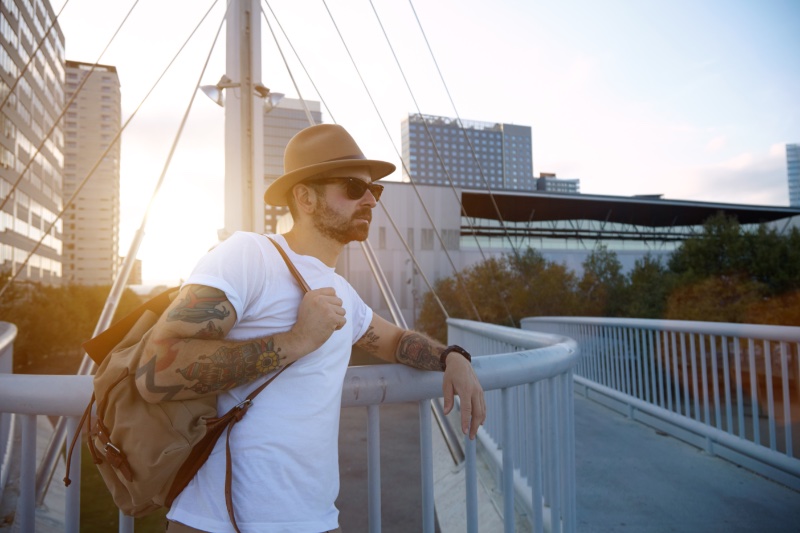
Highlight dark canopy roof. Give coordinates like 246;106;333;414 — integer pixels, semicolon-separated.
460;190;800;228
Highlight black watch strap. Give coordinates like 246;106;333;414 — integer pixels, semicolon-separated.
440;345;472;371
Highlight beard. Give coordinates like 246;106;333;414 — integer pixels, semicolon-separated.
313;197;372;244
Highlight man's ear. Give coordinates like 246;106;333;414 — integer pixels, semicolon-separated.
292;183;317;215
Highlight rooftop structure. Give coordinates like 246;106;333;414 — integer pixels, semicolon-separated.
536;172;580;194
339;182;800;328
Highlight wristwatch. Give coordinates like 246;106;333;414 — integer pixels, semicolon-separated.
440;345;472;371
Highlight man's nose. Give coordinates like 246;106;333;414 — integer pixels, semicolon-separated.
361;190;378;207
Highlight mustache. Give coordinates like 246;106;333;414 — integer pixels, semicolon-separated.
353;208;372;222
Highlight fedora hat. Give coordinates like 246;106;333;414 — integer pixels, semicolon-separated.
265;124;396;206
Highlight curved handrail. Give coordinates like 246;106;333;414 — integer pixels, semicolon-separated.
0;332;580;416
0;319;580;533
524;316;800;343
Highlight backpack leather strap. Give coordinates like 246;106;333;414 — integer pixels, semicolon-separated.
220;235;311;532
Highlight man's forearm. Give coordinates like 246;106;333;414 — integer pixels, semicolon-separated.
137;330;306;402
395;331;445;371
137;337;281;401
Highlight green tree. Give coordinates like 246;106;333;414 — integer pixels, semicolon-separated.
624;254;670;318
668;213;747;282
506;248;579;319
417;248;581;338
667;214;800;325
578;244;627;317
0;279;143;374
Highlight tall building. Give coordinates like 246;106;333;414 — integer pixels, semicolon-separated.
401;113;535;191
263;97;321;233
0;0;65;283
536;172;580;194
62;60;120;285
788;143;799;208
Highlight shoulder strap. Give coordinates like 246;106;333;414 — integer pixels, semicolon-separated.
266;235;311;293
220;236;311;532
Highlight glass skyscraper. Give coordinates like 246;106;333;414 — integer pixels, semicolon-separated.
788;143;799;208
401;113;535;191
0;0;65;283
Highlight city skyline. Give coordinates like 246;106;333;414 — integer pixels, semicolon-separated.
48;0;800;284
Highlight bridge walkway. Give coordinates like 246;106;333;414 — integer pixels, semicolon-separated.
574;393;800;532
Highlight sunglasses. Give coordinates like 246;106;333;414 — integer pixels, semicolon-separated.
305;177;384;202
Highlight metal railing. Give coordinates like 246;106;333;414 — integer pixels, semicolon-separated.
0;322;16;506
523;316;800;490
0;318;579;533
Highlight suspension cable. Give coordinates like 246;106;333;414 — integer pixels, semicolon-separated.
321;0;483;323
0;0;222;299
0;0;141;215
77;0;228;376
260;1;447;318
32;0;227;504
368;0;516;327
262;0;336;123
407;0;521;262
259;4;315;125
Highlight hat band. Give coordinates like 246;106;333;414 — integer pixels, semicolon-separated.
319;153;367;163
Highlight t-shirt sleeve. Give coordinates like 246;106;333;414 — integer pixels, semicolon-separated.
346;281;373;344
182;232;270;326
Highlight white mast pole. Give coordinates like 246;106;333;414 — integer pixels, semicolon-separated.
223;0;264;237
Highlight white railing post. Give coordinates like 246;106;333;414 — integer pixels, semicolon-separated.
418;400;435;533
0;320;579;532
65;416;80;533
524;316;800;490
19;414;37;533
367;404;381;533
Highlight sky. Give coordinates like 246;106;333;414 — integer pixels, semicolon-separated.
50;0;800;285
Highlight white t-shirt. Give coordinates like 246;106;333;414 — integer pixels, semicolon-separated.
167;232;373;533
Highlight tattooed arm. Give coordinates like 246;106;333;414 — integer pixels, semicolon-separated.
136;284;347;403
355;314;486;439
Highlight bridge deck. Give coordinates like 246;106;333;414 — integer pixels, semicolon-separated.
574;394;800;532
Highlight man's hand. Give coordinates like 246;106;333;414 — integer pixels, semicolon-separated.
354;314;488;439
442;353;485;439
289;287;347;353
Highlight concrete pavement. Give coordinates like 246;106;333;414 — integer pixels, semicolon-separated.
574;394;800;532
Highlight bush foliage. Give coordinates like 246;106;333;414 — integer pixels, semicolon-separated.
0;278;144;374
417;214;800;341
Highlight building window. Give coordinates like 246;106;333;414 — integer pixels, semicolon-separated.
421;228;434;250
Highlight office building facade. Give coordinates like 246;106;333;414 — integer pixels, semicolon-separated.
263;97;321;233
63;60;120;285
401;113;535;191
536;173;580;194
0;0;65;283
788;143;799;208
339;182;799;329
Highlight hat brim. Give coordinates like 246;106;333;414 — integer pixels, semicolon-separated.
265;159;396;206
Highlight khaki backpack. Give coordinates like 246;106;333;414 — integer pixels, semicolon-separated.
65;237;307;532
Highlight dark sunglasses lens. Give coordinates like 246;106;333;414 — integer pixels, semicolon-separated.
345;179;383;201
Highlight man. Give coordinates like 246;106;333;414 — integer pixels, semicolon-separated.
139;124;486;533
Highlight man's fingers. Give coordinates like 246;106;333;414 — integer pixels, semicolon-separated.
442;380;455;415
460;400;473;436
